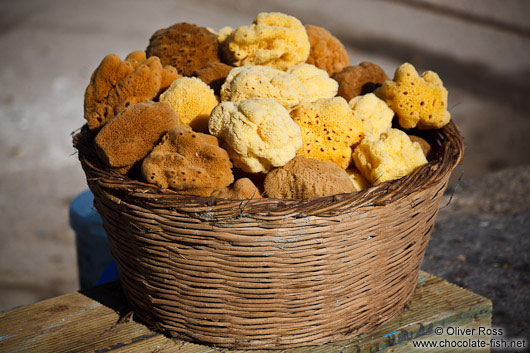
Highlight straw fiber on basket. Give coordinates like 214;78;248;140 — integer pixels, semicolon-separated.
74;121;463;349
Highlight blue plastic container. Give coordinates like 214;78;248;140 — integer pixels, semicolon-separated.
69;190;118;289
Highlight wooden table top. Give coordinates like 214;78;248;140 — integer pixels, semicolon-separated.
0;271;491;352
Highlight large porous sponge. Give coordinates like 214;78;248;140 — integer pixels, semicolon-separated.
224;12;310;70
353;128;428;185
142;126;233;196
94;101;179;168
220;65;308;111
84;51;180;131
209;97;302;173
159;77;218;133
333;62;389;101
291;97;372;169
375;63;451;129
287;63;338;103
264;156;355;199
211;178;262;199
196;62;233;95
304;25;349;76
348;93;394;139
146;22;220;76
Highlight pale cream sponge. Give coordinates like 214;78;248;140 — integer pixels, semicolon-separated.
221;65;308;110
159;77;218;132
287;63;338;103
209;97;302;173
225;12;310;70
353;128;428;185
348;93;394;139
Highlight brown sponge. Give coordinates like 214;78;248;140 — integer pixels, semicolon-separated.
211;178;262;199
146;23;220;76
142;126;234;196
94;101;179;168
160;65;181;92
305;25;349;76
264;156;355;199
84;51;179;131
333;62;389;101
196;62;233;95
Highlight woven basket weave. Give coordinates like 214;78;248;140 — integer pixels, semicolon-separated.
74;121;463;349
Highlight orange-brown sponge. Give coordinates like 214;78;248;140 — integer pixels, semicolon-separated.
264;156;355;199
146;23;220;76
94;101;179;168
211;178;262;199
375;63;450;129
196;62;233;95
160;65;181;93
333;62;389;101
305;25;349;76
142;126;234;196
84;51;179;131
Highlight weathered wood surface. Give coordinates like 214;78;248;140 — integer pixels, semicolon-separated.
0;271;491;352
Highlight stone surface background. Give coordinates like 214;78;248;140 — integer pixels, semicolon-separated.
0;0;528;341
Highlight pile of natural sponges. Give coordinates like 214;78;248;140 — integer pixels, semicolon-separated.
84;12;451;200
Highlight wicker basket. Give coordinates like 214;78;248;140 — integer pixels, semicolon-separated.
74;121;463;349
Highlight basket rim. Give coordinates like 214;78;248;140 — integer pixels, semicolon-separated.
74;121;464;218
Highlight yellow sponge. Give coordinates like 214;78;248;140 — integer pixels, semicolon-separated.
345;168;370;191
291;97;372;169
287;63;338;103
159;77;218;132
221;65;307;110
353;128;428;184
348;93;394;139
225;12;310;70
375;62;450;129
209;97;302;173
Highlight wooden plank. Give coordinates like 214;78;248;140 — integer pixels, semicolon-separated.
0;271;492;353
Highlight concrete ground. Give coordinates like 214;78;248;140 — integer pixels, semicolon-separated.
0;0;529;343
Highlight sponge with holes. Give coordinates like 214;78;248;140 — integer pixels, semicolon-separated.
142;125;233;196
209;97;302;173
352;128;427;184
375;62;450;129
159;77;218;132
291;97;372;169
146;23;221;76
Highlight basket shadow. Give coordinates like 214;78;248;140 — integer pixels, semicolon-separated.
79;281;133;320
